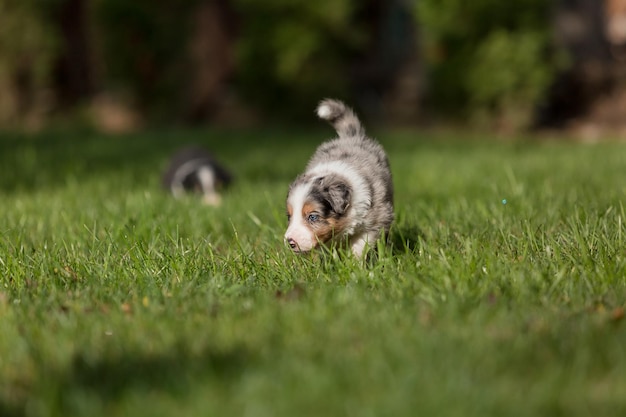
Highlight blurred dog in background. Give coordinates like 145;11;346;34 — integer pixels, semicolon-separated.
162;146;232;206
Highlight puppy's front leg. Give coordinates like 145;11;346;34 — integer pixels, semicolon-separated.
350;231;381;257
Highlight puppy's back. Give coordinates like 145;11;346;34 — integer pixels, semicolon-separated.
310;99;394;232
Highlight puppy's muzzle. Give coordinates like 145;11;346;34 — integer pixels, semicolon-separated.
286;238;298;250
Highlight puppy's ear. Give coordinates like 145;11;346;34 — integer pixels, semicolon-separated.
319;176;351;215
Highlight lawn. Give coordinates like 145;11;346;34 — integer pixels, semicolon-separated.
1;127;626;416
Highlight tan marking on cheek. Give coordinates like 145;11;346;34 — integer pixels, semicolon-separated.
287;204;293;217
311;216;350;243
300;197;350;245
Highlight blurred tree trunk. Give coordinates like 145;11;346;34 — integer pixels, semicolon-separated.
381;5;423;126
589;0;626;134
351;0;422;124
53;0;97;106
540;0;626;134
0;0;56;128
185;0;237;123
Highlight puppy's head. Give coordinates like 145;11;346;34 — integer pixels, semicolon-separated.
284;174;352;253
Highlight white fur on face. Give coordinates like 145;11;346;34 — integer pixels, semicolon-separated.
285;161;373;253
284;182;317;252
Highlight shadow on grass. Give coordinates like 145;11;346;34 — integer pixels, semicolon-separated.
65;344;250;396
388;224;425;255
0;343;254;415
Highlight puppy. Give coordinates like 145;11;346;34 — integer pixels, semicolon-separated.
162;146;232;206
284;99;394;256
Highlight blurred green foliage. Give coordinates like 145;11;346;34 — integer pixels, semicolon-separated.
231;0;364;119
416;0;564;130
0;0;569;130
466;30;556;130
94;0;368;121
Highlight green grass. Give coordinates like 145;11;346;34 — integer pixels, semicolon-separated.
1;128;626;416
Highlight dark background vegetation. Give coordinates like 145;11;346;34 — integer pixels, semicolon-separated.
2;0;626;134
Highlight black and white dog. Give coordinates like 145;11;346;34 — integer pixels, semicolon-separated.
284;99;394;256
162;146;232;206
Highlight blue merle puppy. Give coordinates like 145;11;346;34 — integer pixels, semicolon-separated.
284;99;394;256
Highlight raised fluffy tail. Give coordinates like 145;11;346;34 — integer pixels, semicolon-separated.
316;99;365;138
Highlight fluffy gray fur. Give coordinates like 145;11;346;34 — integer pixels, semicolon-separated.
288;99;394;254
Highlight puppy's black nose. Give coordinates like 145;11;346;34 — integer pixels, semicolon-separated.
287;238;297;249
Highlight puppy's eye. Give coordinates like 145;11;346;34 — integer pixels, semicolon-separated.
286;214;292;222
307;213;320;223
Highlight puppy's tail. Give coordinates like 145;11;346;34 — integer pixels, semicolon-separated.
316;99;365;139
